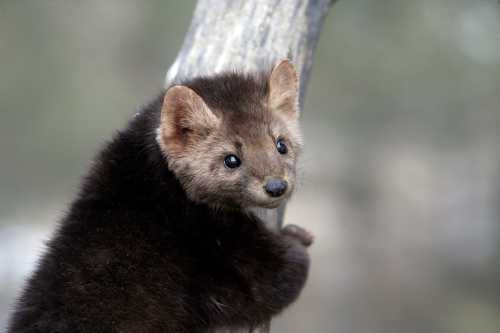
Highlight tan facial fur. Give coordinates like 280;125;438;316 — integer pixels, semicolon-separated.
158;60;302;209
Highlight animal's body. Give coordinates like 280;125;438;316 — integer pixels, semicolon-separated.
8;60;312;333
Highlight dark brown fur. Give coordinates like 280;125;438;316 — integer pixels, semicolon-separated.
8;61;311;333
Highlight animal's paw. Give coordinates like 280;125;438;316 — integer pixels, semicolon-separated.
281;224;314;247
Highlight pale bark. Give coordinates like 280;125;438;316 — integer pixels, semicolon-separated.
165;0;332;331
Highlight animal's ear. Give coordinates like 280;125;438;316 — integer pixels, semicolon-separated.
159;85;219;154
268;59;299;120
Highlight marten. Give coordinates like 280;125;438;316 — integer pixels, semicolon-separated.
7;60;313;333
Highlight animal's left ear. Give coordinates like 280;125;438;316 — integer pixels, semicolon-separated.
268;59;299;120
158;85;219;157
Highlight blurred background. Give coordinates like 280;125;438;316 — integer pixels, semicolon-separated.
1;0;500;332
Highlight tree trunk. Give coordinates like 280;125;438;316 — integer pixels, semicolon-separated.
165;0;332;331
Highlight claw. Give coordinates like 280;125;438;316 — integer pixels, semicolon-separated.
282;224;314;247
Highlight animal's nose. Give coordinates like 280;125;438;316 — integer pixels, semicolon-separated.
264;178;288;197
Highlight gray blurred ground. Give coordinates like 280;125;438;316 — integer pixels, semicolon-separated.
1;1;500;332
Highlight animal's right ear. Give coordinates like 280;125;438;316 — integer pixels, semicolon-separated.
268;59;299;120
159;85;219;155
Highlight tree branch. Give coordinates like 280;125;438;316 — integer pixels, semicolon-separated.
165;0;332;331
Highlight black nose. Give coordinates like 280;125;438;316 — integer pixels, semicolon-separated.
265;178;288;197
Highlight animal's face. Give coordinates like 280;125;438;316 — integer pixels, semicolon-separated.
157;60;302;209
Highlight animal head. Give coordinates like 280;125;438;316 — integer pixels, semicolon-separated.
157;60;302;209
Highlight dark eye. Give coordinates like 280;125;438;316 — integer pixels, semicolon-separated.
276;138;288;154
224;154;241;169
